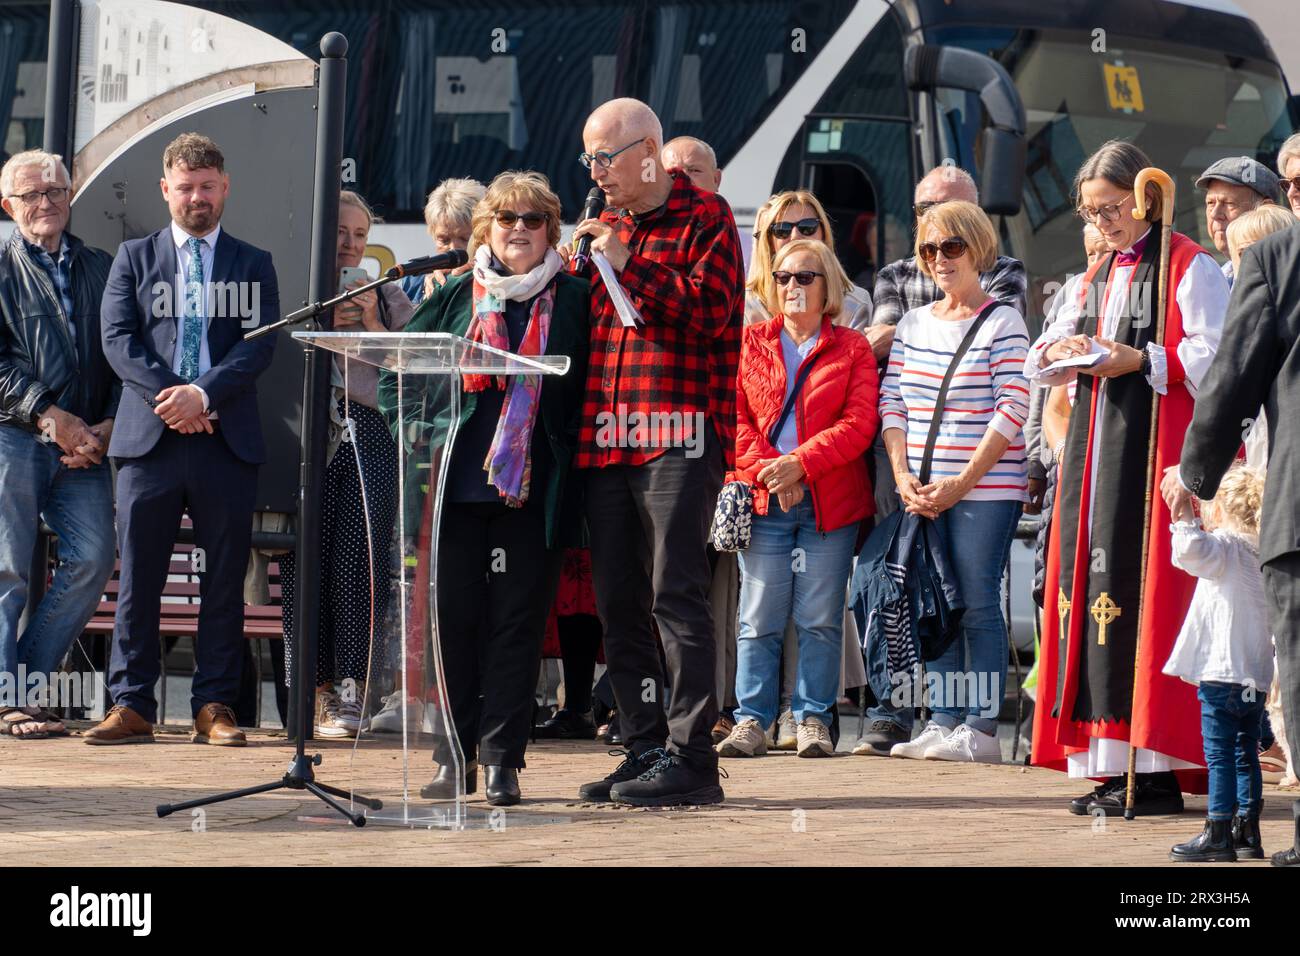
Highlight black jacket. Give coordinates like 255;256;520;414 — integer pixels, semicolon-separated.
377;269;591;550
1181;222;1300;565
851;509;965;704
0;229;119;432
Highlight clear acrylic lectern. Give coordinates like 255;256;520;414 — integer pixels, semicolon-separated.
293;331;570;828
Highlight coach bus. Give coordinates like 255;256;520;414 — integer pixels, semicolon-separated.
1;0;1294;330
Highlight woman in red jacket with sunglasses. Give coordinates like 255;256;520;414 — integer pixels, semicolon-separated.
715;238;880;760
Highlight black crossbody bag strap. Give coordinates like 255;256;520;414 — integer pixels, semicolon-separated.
918;300;1002;485
767;353;819;448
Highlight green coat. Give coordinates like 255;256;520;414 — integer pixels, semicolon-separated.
377;269;591;550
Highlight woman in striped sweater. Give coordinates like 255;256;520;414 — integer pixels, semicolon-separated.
878;200;1030;763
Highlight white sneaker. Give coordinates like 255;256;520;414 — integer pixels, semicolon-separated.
716;717;768;757
888;721;951;759
773;709;798;751
796;717;834;758
369;692;432;734
922;723;1001;763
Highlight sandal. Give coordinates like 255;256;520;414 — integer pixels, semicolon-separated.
0;706;67;738
0;707;48;739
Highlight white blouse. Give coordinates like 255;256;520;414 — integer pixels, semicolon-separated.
1023;237;1228;398
1162;519;1275;691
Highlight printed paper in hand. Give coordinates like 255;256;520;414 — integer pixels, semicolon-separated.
1041;339;1107;374
592;251;643;328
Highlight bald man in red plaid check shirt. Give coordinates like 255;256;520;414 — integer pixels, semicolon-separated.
570;98;744;807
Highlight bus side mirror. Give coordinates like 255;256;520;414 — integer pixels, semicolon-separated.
906;43;1026;217
979;128;1027;217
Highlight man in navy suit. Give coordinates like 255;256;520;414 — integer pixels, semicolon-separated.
87;133;278;746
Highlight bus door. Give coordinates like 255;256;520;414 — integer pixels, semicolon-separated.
800;115;915;290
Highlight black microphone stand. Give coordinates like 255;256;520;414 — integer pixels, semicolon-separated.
155;33;382;827
245;271;399;341
155;277;398;825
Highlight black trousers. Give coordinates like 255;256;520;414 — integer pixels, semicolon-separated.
1264;553;1300;813
586;427;724;767
436;499;561;768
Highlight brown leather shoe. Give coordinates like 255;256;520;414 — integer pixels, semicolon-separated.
192;703;246;747
83;704;154;745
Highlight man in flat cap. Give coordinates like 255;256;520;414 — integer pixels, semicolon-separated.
1196;156;1280;285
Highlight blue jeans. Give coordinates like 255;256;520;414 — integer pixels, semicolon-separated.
735;498;856;729
1198;681;1265;820
868;498;1021;736
0;425;115;706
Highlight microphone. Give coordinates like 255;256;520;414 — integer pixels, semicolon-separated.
385;248;469;279
572;187;606;270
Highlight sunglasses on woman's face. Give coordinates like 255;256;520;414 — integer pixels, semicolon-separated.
772;270;824;287
494;210;548;230
1279;177;1300;193
768;218;821;240
917;236;968;263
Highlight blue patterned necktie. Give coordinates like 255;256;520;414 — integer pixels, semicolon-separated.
179;236;205;382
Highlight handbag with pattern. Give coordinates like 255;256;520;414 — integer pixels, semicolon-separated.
710;480;755;552
711;348;819;552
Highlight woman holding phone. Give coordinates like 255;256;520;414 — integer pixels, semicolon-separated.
279;190;415;737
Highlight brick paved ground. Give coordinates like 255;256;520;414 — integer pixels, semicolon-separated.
1;729;1294;866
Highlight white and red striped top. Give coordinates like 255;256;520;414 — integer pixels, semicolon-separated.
879;302;1031;502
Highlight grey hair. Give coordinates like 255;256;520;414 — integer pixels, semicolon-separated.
1277;132;1300;177
423;177;485;234
1;149;71;198
663;136;717;167
915;164;978;203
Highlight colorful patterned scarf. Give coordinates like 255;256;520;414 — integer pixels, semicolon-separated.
463;249;558;506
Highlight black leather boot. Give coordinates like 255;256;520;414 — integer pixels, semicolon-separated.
1170;818;1236;863
485;765;521;806
1272;800;1300;866
420;760;478;800
1232;815;1264;860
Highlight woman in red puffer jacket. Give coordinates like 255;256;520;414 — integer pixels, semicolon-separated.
716;238;879;761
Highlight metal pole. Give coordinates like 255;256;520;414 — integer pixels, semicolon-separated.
43;0;77;161
287;32;347;742
23;0;78;636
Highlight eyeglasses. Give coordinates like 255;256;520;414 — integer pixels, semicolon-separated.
913;201;940;219
1077;195;1133;223
579;139;643;170
1279;178;1300;193
772;270;824;286
7;187;69;206
768;218;821;240
494;210;548;230
917;236;968;263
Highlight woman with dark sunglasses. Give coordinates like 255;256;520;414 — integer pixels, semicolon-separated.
379;170;590;806
745;190;872;332
735;190;873;750
717;238;879;760
878;199;1030;764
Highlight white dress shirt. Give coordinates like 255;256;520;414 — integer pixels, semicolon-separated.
169;220;222;411
1023;230;1228;398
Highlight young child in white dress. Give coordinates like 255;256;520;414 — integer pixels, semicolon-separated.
1163;464;1271;862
